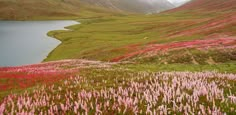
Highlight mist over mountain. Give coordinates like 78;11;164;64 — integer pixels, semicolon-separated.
80;0;175;13
167;0;191;6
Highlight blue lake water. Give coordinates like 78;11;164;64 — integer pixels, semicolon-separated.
0;20;78;67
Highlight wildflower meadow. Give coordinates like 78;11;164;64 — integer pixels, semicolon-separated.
1;69;236;114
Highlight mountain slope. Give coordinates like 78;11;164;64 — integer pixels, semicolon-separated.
168;0;236;12
111;0;236;63
80;0;175;13
0;0;121;20
44;0;235;65
0;0;175;20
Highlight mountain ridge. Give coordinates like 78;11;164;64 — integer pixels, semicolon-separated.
0;0;176;20
168;0;236;12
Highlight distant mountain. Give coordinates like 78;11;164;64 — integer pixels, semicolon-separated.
168;0;236;12
80;0;175;13
0;0;175;20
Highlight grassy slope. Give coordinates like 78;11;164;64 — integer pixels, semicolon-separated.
45;0;236;72
46;14;205;61
0;0;123;20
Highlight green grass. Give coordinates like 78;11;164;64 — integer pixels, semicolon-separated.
46;11;234;61
119;62;236;73
134;48;236;64
42;9;236;76
45;13;209;61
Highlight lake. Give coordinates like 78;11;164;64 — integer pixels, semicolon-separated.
0;20;78;67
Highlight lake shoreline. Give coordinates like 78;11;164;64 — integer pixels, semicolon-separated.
0;20;78;67
43;21;80;62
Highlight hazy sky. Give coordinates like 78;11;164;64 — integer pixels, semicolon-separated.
167;0;191;6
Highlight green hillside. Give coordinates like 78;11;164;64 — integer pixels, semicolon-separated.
0;0;122;20
45;0;236;72
0;0;176;20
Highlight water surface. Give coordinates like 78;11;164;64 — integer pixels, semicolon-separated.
0;20;78;67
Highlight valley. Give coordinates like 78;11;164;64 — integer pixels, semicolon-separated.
0;0;236;114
